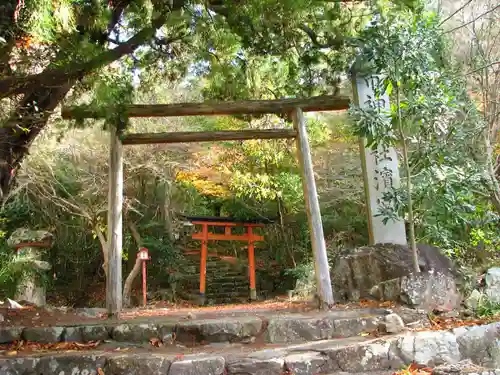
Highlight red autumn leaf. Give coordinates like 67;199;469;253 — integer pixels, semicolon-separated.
149;338;162;347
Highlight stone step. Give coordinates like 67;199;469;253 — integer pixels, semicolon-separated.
179;274;249;283
1;322;499;375
0;309;390;346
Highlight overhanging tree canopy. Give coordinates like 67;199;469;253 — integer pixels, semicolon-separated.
0;0;421;199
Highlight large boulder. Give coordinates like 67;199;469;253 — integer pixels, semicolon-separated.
331;243;455;302
485;268;500;304
370;271;461;312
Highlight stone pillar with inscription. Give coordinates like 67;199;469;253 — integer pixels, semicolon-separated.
351;71;407;246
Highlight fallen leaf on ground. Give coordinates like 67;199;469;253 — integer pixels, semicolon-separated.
0;340;100;353
392;362;433;375
413;316;499;332
149;338;162;347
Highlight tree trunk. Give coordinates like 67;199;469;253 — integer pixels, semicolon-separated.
161;179;175;241
0;6;173;200
123;220;143;307
94;225;109;278
396;87;420;274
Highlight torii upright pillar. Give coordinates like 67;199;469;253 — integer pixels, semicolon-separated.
107;125;124;316
292;107;334;308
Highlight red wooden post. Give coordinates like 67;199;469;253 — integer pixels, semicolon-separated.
199;223;208;304
137;247;150;307
142;260;147;307
247;226;257;300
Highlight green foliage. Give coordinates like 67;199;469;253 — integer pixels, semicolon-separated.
22;0;76;43
476;298;500;318
349;6;499;267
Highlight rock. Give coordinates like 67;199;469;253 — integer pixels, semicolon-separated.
485;268;500;304
371;278;401;301
392;307;429;327
456;322;500;367
62;326;83;342
371;271;461;312
266;315;335;344
333;317;380;338
284;352;330;375
242;336;256;344
35;353;107;375
439;310;461;319
162;332;176;345
169;355;225;375
401;271;461;311
106;354;171;375
15;282;47;307
23;326;64;343
452;326;470;337
81;325;110;342
176;316;262;343
158;324;176;344
112;323;159;342
6;299;23;309
74;307;107;318
328;340;403;372
379;313;405;334
0;327;23;344
432;359;492;375
332;243;455;301
226;357;285;375
0;357;40;375
397;331;461;366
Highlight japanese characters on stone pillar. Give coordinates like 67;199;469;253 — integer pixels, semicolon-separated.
351;72;407;245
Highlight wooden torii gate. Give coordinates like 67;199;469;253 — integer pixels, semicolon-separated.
62;95;350;316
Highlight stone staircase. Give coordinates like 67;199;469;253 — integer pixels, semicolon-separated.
178;254;252;304
1;306;499;375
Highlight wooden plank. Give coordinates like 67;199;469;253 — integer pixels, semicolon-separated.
106;126;124;316
61;95;350;119
292;107;335;308
121;129;297;145
192;233;264;242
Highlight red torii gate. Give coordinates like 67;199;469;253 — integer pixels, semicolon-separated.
183;216;270;303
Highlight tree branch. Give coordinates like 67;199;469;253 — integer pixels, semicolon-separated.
465;61;500;75
438;0;473;27
0;14;169;99
299;25;346;49
443;4;500;35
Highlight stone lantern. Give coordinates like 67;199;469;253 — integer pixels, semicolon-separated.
7;228;54;306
